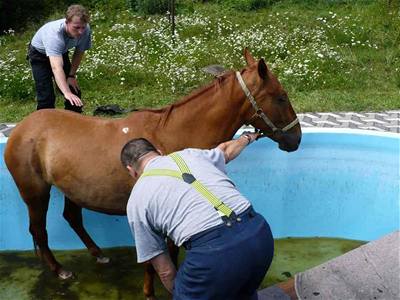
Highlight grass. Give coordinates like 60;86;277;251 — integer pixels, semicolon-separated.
0;0;399;122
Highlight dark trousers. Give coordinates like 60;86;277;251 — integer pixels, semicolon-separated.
175;207;274;300
27;44;82;113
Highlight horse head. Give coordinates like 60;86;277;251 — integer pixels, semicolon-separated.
237;48;302;152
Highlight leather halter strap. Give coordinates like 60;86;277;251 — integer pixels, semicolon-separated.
235;71;299;133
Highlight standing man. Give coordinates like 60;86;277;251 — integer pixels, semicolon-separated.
27;4;91;112
120;132;274;300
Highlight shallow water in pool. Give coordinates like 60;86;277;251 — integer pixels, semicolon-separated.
0;237;365;299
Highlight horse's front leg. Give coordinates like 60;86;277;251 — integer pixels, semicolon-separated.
143;238;179;300
167;238;179;270
143;261;157;300
63;198;110;264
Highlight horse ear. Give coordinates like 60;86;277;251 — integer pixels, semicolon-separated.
244;47;256;65
258;58;269;81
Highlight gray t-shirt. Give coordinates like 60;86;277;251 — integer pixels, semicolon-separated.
31;18;91;56
127;148;251;263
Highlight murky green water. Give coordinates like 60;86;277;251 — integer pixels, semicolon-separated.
0;237;365;300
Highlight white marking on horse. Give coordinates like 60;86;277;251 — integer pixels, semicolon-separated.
122;127;129;134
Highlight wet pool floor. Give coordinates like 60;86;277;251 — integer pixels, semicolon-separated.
0;237;365;300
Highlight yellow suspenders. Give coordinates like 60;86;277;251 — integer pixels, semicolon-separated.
140;152;235;219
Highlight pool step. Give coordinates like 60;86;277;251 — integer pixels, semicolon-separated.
295;230;399;299
258;284;292;300
258;278;297;299
259;231;400;299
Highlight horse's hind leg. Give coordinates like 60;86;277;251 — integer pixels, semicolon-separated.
23;184;72;279
62;197;110;263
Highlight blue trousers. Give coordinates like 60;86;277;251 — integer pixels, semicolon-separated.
174;208;274;300
27;44;82;113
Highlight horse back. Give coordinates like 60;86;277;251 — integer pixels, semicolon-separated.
4;109;157;213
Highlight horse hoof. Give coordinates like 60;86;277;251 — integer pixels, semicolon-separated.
58;269;73;280
96;256;110;264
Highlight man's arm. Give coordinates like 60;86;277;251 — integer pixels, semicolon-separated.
48;56;82;106
217;132;259;164
69;49;84;77
67;49;84;93
150;252;177;294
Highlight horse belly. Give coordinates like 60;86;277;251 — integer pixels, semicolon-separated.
59;179;131;215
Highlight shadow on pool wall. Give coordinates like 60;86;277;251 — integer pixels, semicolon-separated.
0;129;399;251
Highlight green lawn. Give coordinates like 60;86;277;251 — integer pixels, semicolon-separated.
0;0;399;122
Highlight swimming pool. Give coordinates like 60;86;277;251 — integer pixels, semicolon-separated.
1;129;399;250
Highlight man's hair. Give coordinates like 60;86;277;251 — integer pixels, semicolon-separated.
120;138;157;168
66;4;90;23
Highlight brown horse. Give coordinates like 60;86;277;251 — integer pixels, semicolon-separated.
4;49;301;299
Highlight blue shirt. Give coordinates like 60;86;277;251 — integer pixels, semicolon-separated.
127;148;251;263
31;18;91;56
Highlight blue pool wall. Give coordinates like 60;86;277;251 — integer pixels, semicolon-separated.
1;129;399;250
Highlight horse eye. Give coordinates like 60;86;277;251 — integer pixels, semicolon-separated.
277;96;287;103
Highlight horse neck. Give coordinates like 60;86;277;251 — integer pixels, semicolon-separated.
156;73;248;152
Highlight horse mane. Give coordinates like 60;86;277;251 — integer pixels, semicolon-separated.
172;70;235;108
130;70;236;129
137;70;235;114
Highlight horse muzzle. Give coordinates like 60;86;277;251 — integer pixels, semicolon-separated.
262;129;301;152
278;131;301;152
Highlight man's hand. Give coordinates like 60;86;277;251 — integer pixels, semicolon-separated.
240;131;260;145
217;131;261;164
49;55;83;107
64;91;83;107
